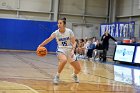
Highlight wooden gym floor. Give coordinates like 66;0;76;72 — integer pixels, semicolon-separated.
0;50;140;93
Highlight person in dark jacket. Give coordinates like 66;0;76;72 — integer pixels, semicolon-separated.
101;31;117;61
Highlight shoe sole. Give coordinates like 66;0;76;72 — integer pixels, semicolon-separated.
75;81;79;83
53;82;59;85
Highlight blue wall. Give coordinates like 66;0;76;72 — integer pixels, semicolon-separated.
0;18;58;52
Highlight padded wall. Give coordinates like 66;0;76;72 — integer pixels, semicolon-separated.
0;18;58;52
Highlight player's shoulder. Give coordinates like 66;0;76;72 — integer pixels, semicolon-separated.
53;29;59;34
51;29;59;37
65;28;73;32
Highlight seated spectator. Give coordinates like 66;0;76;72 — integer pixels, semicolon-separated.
77;39;85;58
86;38;96;61
93;40;103;61
74;39;79;54
83;38;90;58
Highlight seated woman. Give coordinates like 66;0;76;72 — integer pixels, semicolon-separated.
77;39;85;57
86;38;96;61
93;40;103;61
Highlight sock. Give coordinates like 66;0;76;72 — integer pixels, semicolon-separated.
72;73;77;76
56;72;60;77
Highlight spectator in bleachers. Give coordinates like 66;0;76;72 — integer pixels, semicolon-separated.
92;37;97;46
83;38;90;59
74;39;79;54
93;40;103;61
77;39;85;57
86;38;96;61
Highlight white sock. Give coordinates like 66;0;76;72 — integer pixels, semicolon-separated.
72;73;77;76
56;72;60;77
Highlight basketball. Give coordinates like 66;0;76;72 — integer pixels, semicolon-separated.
36;47;47;57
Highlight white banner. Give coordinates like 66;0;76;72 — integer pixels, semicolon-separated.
114;45;135;62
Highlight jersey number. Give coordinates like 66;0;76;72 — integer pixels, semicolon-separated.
62;41;67;46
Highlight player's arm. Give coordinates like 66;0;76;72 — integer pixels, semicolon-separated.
71;36;76;51
39;33;55;47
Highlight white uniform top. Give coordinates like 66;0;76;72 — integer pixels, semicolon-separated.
51;28;74;48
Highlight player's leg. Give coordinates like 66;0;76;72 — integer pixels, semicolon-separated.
57;53;67;73
53;53;67;84
70;60;81;83
70;61;81;74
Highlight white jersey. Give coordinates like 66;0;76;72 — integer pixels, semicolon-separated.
51;28;74;48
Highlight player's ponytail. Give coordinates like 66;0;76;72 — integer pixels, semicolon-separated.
60;17;66;25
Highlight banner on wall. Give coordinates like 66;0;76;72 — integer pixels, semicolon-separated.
100;21;135;37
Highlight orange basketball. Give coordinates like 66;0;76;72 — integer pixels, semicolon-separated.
36;47;47;57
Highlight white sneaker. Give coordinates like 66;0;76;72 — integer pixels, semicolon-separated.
95;58;99;61
72;74;79;83
53;75;59;84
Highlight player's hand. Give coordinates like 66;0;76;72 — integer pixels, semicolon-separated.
38;44;44;48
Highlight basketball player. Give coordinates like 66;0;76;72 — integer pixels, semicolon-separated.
38;17;81;84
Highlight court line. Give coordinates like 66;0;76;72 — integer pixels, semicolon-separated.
10;53;54;79
1;81;39;93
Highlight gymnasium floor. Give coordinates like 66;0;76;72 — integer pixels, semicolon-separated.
0;50;140;93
